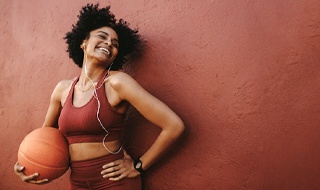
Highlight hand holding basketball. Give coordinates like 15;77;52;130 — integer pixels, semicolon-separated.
14;161;49;184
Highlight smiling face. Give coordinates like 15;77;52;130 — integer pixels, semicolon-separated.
82;26;119;65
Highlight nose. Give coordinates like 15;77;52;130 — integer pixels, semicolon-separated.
104;38;112;46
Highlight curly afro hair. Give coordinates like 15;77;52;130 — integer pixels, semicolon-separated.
64;3;141;70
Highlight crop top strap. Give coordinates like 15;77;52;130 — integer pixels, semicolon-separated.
96;69;109;88
65;76;80;104
64;70;108;104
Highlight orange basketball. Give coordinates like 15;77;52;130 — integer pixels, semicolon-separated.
18;127;69;181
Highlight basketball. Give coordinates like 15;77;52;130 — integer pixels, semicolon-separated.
18;127;69;181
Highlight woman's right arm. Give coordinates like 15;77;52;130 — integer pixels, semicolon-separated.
14;81;66;184
42;81;65;128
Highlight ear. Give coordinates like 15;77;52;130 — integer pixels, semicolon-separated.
80;40;87;49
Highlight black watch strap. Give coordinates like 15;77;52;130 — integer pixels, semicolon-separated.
133;157;145;173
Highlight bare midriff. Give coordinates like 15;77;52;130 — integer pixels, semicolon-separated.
69;140;122;161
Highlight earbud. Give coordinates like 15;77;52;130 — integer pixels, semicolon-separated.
81;43;86;49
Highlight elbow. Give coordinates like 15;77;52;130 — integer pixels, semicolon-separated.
160;116;185;140
171;118;185;138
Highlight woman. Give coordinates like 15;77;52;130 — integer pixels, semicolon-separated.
14;4;184;190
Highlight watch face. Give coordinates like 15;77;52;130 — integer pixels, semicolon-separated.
135;162;142;168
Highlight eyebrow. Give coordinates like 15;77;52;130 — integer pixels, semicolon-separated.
98;31;119;43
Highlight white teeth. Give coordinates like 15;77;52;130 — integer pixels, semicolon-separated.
99;48;110;55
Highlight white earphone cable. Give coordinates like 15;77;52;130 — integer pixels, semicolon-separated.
83;47;122;154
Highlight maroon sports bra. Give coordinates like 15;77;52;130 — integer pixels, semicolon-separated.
58;70;125;144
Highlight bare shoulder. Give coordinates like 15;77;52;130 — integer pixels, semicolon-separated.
106;71;138;90
51;77;76;101
56;78;76;90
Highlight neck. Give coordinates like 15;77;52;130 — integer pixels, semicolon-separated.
80;54;112;85
79;65;106;86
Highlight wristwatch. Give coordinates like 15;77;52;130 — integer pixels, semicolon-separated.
133;157;145;173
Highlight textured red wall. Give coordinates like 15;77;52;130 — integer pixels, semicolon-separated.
1;0;320;189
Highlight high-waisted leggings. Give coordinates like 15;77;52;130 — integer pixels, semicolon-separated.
69;151;141;190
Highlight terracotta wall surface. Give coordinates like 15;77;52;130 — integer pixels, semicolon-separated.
1;0;320;189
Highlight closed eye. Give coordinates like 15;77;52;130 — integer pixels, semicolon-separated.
98;34;106;39
97;31;119;48
112;43;119;48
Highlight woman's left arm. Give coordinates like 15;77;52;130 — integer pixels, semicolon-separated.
102;72;185;180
